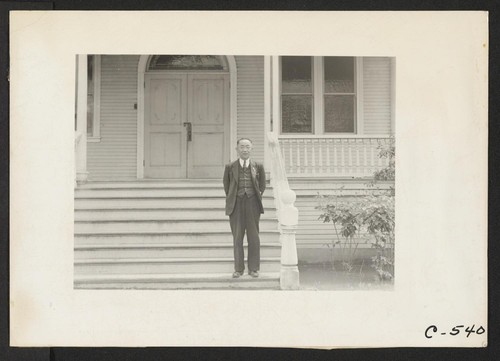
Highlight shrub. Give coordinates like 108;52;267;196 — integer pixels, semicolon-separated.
317;137;395;281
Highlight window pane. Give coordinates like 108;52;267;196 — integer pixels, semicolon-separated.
87;55;94;136
148;55;226;70
324;95;355;132
282;56;312;93
324;57;354;93
281;95;312;133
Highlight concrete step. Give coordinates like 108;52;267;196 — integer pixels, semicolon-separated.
75;198;277;210
75;257;281;275
74;230;280;245
77;180;273;189
74;219;278;233
75;188;275;199
75;243;281;259
74;272;280;290
74;209;277;221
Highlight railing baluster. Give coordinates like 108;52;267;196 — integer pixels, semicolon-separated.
311;139;318;175
318;139;323;174
296;139;301;175
370;140;375;174
303;139;309;173
326;139;331;175
356;139;361;175
340;139;345;175
275;136;389;178
363;139;370;176
333;139;338;175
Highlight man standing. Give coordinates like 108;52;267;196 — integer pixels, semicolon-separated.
223;138;266;278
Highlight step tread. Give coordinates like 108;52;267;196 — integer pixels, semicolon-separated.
74;218;279;223
75;257;281;264
75;229;280;236
77;182;274;190
74;272;280;283
75;242;281;250
74;194;275;199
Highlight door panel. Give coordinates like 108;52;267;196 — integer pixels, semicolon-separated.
149;132;182;166
192;132;225;166
188;74;229;178
145;73;229;179
145;74;187;178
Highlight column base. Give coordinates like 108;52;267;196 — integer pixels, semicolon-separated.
280;265;300;290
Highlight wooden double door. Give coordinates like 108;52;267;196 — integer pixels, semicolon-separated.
144;73;230;178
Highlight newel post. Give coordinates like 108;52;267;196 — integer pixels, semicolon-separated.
279;189;300;290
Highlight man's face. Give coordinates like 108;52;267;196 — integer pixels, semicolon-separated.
237;139;252;160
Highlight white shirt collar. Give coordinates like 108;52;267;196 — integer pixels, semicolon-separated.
239;158;250;168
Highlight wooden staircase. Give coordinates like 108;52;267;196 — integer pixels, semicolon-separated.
74;180;281;290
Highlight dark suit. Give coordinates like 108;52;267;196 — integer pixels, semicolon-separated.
223;159;266;273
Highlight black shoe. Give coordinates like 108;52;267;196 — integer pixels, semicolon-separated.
232;271;243;278
249;271;259;278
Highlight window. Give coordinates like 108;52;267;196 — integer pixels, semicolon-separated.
147;55;228;71
281;56;313;133
87;55;101;139
280;56;357;134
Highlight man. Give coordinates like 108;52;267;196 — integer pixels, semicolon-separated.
223;138;266;278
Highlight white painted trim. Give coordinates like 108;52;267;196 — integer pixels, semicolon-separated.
137;55;237;178
76;54;89;183
356;57;364;135
278;134;390;139
227;56;237;162
264;56;272;170
137;56;148;179
272;56;281;135
390;57;396;135
92;55;101;139
313;56;324;134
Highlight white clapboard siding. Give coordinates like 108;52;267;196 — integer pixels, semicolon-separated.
288;179;394;249
235;56;265;163
362;57;392;135
87;55;140;180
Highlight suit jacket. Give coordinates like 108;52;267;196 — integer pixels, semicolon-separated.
223;159;266;216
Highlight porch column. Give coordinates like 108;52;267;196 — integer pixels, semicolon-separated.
75;54;89;184
271;56;281;136
264;56;272;171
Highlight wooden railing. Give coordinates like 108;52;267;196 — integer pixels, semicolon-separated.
267;132;300;290
279;136;391;177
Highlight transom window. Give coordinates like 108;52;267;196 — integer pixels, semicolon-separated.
147;55;228;71
280;56;357;134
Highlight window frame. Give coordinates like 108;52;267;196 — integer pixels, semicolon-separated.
278;56;364;137
279;56;315;134
87;55;101;142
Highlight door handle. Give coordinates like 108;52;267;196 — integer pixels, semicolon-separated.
183;122;192;142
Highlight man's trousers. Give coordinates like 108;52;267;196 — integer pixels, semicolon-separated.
229;194;261;273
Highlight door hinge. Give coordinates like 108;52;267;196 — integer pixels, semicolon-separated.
143;159;145;166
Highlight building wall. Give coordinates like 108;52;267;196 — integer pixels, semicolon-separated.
362;57;393;135
86;56;391;180
235;56;265;163
87;55;265;180
87;55;140;180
